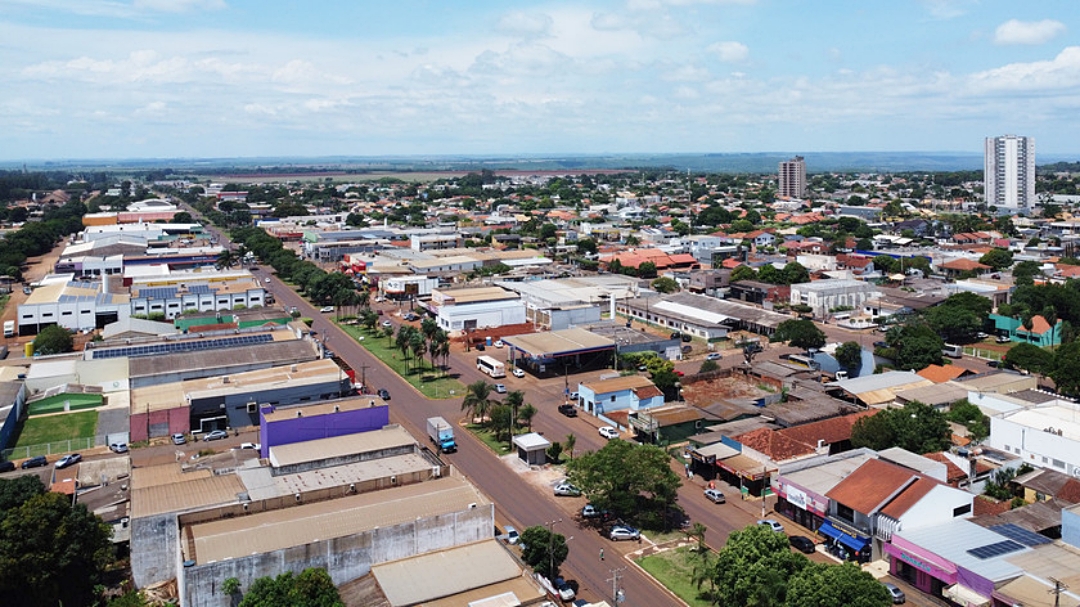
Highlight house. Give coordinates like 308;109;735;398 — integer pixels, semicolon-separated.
937;257;991;278
789;279;883;320
987;399;1080;478
577;375;665;417
728;280;790;305
990;314;1063;347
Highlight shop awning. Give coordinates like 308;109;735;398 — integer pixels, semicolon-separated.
818;522;869;552
944;584;990;607
717;454;774;480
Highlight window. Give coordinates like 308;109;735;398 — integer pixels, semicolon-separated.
836;503;855;523
611;395;616;402
1053;459;1065;469
61;311;72;316
953;504;972;517
1004;445;1010;452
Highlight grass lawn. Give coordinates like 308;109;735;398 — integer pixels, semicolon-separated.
635;546;715;607
338;323;466;399
466;423;515;455
15;410;99;457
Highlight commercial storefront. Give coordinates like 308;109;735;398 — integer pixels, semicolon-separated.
884;535;957;600
773;477;828;532
818;521;872;563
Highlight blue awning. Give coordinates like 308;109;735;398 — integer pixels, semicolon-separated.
819;522;869;552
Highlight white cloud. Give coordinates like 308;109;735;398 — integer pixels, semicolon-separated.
994;19;1066;46
969;46;1080;92
708;41;748;63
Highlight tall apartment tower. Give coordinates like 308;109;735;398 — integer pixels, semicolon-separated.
779;156;806;199
984;135;1035;210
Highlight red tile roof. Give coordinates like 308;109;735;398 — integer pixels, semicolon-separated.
940;258;990;271
916;365;968;384
880;477;939;518
826;459;918;514
973;495;1010;516
777;410;878;448
732;428;816;462
921;452;969;485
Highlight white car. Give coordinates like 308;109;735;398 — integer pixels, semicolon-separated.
504;526;520;545
706;352;722;361
494;383;507;394
512;368;525;378
553;482;582;497
320;306;334;313
704;488;726;503
494;340;504;348
599;426;620;440
381;320;392;328
609;525;640;541
264;277;271;283
238;442;261;451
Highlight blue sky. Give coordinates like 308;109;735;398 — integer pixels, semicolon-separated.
2;0;1080;160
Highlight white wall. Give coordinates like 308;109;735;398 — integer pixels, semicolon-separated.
897;484;973;531
989;415;1080;475
437;300;526;331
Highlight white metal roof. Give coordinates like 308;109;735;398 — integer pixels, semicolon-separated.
894;519;1029;582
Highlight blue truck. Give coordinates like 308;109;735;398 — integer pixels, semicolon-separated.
426;416;457;453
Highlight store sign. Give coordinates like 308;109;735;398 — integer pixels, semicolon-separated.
786;485;808;510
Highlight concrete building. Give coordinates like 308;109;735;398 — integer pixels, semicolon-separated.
789;279;882;319
577;375;665;416
985;135;1036;211
987;399;1080;478
429;286;526;332
410;233;461;252
779;156;807;199
259;399;390;462
617;291;791;340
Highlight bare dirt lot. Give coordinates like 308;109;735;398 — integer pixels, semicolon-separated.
681;374;773;405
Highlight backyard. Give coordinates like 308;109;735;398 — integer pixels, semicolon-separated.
337;322;465;399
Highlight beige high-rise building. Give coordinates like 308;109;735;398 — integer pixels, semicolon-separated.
779;156;806;199
984;135;1035;210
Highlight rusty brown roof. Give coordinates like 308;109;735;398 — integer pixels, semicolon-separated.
826;458;918;514
880;477;939;519
733;427;816;462
777;410;878;447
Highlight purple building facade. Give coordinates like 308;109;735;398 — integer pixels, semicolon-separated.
258;402;390;459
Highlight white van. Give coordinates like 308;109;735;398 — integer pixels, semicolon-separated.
942;344;963;359
3;320;14;338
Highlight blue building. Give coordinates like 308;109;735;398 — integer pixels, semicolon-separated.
577;375;665;417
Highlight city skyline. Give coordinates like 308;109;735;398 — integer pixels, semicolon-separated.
2;1;1080;161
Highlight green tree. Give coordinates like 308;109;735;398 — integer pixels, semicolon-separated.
238;568;343;607
564;433;576;460
886;321;943;371
835;341;862;371
712;524;808;607
923;305;982;344
461;380;494;423
979;248;1014;271
519;525;569;579
946;399;990;442
699;359;720;374
784;562;891;607
851;401;950;454
518;403;538;432
773;319;826;351
638;261;658;278
565;439;681;528
1002;342;1053;375
32;324;74;355
1050;341;1080;397
938;291;993;319
730;265;757;282
0;479;115;607
1012;260;1043;287
651;276;680;293
781;261;809;285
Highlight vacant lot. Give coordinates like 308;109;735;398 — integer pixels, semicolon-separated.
14;410;99;457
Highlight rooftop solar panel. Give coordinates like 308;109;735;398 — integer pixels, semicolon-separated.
90;333;274;359
988;523;1051;547
967;539;1024;560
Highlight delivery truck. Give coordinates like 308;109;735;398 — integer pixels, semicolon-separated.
426;416;457;453
3;320;14;338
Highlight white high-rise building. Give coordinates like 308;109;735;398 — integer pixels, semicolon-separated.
779;156;806;199
984;135;1035;210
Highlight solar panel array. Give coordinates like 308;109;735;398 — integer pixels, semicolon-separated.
138;287;178;299
989;523;1051;547
188;285;215;294
91;333;274;359
966;539;1025;560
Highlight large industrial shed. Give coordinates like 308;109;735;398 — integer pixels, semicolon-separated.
502;327;615;378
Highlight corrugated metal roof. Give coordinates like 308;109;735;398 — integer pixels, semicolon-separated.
373;540;523;606
132;473;245;519
268;425;415;468
503;328;614;357
894;519;1028;582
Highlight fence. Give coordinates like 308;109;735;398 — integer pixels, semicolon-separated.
963;346;1004;361
2;435;106;461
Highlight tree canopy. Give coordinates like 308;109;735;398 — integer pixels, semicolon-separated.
1003;342;1054;375
519;525;569;579
565;439;681;530
237;568;343;607
0;476;115;607
773;319;826;351
835;341;863;371
851;401;950;454
885;321;943;371
32;324;74;355
784;562;891;607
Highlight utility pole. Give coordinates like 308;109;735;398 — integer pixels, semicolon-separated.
607;567;627;604
545;519;562;578
1048;577;1067;607
357;363;370;393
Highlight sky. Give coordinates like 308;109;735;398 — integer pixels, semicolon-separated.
2;0;1080;161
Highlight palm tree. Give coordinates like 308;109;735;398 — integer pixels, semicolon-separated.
215;248;238;270
518;404;537;432
437;338;451;376
409;330;426;372
395;327;412;372
564;433;576;460
461;380;493;424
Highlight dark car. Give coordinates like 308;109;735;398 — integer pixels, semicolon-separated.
21;455;47;469
558;404;578;417
0;461;15;473
377;388;391;400
873;341;888;349
670;332;681;340
789;535;816;554
681;333;692;342
475;343;485;351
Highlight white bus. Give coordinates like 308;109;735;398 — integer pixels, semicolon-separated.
477;355;506;378
784;354;820;370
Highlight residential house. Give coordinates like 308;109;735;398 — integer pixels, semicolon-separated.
989;314;1063;347
577;375;665;418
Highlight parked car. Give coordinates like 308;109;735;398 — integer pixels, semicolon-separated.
882;582;906;604
494;383;507;393
109;443;129;454
22;286;32;295
788;535;816;554
681;333;692;342
512;367;525;378
637;364;648;372
0;461;15;473
377;388;391;400
558;404;578;417
706;352;722;361
581;504;609;519
203;430;228;441
757;519;785;533
568;391;579;401
21;455;47;469
670;332;681;340
239;442;261;451
704;488;726;504
504;526;520;545
381;320;393;328
553;482;582;497
609;525;640;541
319;306;335;313
873;341;889;349
55;453;82;469
475;343;485;351
263;277;271;283
996;335;1011;343
172;433;187;445
554;577;576;601
494;340;505;348
598;426;620;440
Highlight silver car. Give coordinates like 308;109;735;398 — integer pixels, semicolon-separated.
704;488;726;503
